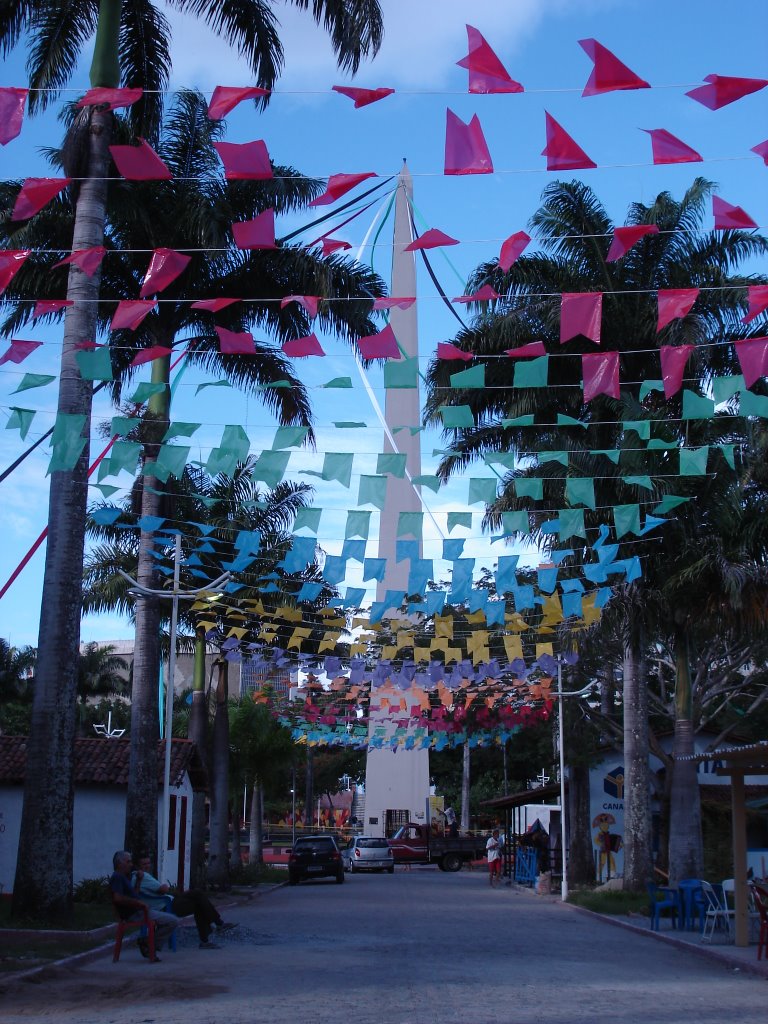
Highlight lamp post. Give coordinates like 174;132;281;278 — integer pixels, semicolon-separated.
554;660;595;902
291;765;296;847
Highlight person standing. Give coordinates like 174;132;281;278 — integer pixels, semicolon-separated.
444;804;458;837
133;855;234;949
486;829;503;887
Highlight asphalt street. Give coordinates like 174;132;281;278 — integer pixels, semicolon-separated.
2;870;765;1023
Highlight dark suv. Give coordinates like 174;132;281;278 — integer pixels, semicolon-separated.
288;835;344;885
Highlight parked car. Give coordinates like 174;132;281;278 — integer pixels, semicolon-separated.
288;835;344;885
342;836;395;874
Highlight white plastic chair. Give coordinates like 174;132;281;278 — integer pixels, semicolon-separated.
701;881;734;943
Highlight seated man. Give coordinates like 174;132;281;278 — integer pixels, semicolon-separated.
110;850;179;961
132;854;234;950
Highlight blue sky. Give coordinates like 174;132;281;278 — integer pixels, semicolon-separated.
0;0;766;646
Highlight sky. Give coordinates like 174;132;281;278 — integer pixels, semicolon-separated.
0;0;766;647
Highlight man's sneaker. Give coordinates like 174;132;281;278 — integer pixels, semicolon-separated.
199;940;221;949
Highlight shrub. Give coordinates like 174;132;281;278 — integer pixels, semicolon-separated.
73;876;112;903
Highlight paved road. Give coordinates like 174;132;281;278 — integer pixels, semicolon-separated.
2;870;765;1023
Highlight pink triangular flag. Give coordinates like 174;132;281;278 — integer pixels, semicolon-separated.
457;26;523;94
232;209;276;250
372;296;416;310
751;139;768;166
437;343;474;361
12;177;71;221
582;351;619;402
0;87;28;145
405;228;459;252
53;247;106;277
208;86;270;119
332;86;394;108
109;139;171;180
452;284;499;303
33;299;73;318
213;140;273;180
660;345;694;398
131;345;172;366
542;113;596;171
215;325;255;355
281;295;320;319
358;324;400;359
578;38;650;96
686;74;768;110
310;172;376;207
320;237;352;255
643;128;702;165
713;196;757;230
139;248;191;297
0;339;43;366
191;298;240;313
505;341;547;358
0;249;31;294
111;300;157;331
444;109;493;175
499;231;531;272
743;285;768;325
561;293;602;344
77;87;143;111
657;289;699;331
606;225;658;262
282;333;325;357
736;337;768;388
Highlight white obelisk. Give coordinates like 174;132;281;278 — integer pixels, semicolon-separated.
363;165;430;837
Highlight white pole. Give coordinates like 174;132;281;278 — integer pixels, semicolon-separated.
159;535;182;882
557;659;568;902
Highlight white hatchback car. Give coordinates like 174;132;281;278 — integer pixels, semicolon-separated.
342;836;395;873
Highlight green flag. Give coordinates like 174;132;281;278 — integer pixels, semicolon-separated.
48;413;87;474
397;511;423;539
440;405;474;429
501;415;535;427
614;504;640;538
130;382;166;403
515;478;544;500
450;364;485;389
6;407;35;440
358;474;387;509
345;510;372;539
272;425;309;449
539;451;568;466
468;478;497;505
513;356;548;388
565;478;595;508
412;474;441;492
447;512;473;532
502;511;530;535
740;390;768;418
624;475;654;491
322;376;353;389
253;450;290;487
322;453;353;487
293;508;322;534
682;391;715;420
559;508;586;540
377;453;407;478
384;357;418;389
76;346;113;381
679;446;709;475
149;444;190;481
163;422;201;440
714;375;744;404
12;373;56;394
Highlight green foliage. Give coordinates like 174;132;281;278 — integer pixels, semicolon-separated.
0;701;32;735
568;889;649;916
72;876;112;904
229;862;286;886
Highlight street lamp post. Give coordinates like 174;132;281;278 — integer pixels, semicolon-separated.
291;766;296;847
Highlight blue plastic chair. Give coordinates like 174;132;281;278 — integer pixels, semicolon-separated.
677;879;706;932
647;883;678;931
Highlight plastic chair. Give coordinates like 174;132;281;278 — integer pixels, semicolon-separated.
113;902;156;962
647;883;677;931
139;894;178;953
750;883;768;960
677;879;706;932
701;881;733;943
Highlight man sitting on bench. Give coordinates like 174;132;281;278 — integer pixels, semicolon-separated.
110;851;179;961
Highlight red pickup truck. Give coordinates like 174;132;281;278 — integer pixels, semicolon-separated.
388;823;489;872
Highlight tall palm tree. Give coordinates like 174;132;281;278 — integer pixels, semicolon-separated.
76;640;128;733
2;0;383;918
0;639;37;708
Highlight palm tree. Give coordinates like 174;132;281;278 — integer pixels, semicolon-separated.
0;640;37;733
2;0;384;921
76;641;128;733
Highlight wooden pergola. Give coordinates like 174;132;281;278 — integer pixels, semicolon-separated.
677;740;768;946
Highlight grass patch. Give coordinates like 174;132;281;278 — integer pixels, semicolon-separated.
568;889;650;916
0;900;113;932
230;862;287;886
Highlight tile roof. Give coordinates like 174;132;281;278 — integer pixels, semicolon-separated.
0;736;207;791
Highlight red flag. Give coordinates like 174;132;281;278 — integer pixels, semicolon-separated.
53;247;106;277
320;237;352;255
542;113;596;171
686;74;768;110
282;334;325;357
560;293;602;344
752;139;768;166
232;209;276;249
215;326;255;355
743;285;768;324
213;140;273;180
131;345;172;366
499;231;531;272
190;298;240;313
735;337;768;388
606;225;658;262
110;139;171;180
0;339;43;366
0;87;28;145
582;351;619;402
33;299;73;318
358;324;400;359
77;87;143;111
657;289;699;331
437;343;474;361
505;341;547;358
111;300;157;331
139;248;191;297
208;86;269;119
332;86;394;108
643;128;702;165
310;172;376;207
660;345;694;397
372;296;415;310
713;196;757;230
0;250;31;294
444;109;493;175
12;178;71;221
405;229;459;252
452;284;499;303
281;295;320;319
578;39;649;96
457;26;523;94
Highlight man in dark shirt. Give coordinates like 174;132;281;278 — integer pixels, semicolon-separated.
110;851;179;960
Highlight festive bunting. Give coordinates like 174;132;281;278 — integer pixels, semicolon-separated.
322;376;353;389
320;237;351;255
444;109;493;175
0;339;42;366
77;87;143;111
397;512;423;539
743;286;768;324
450;364;485;388
215;325;255;355
152;444;190;481
213;139;273;180
713;196;757;230
6;407;35;440
383;357;418;388
515;478;543;500
686;74;768;110
282;333;325;357
109;139;171;180
713;375;744;404
741;390;768;417
372;296;416;310
448;512;473;532
578;38;650;96
506;341;547;358
310;172;376;206
440;405;474;429
405;229;460;252
613;504;640;537
660;344;694;397
281;295;320;319
53;247;106;277
657;288;699;331
582;351;619;401
111;300;157;331
0;250;31;294
513;356;549;388
606;225;658;262
643;128;702;164
321;453;353;487
207;86;269;119
735;337;768;388
467;478;497;506
190;297;240;313
12;178;71;220
499;231;531;272
561;292;602;344
139;248;191;297
232;208;276;249
680;446;709;475
131;345;172;366
358;324;400;359
457;26;523;94
76;345;113;380
332;85;394;107
48;413;86;474
33;299;72;318
0;87;28;145
345;511;371;539
254;451;290;488
542;113;596;171
681;390;715;419
358;475;387;509
437;342;473;361
453;284;499;303
752;140;768;166
566;478;596;509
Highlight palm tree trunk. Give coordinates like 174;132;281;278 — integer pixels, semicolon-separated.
188;626;208;887
124;354;171;861
230;803;242;871
249;781;263;865
11;102;113;921
304;748;314;831
567;762;595;884
622;623;652;890
668;627;703;884
461;741;470;832
207;657;230;888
